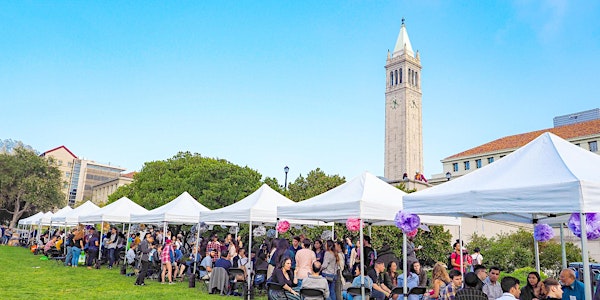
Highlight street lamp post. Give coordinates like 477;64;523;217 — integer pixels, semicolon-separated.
445;172;452;181
284;166;289;191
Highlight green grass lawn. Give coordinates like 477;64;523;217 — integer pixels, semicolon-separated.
0;246;267;300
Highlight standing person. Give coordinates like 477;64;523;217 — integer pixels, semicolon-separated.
64;228;75;266
161;239;175;284
483;266;503;300
289;236;301;257
519;271;541;300
106;227;118;269
267;238;279;279
495;276;520;300
135;233;154;286
542;278;563;300
71;227;85;268
295;238;316;285
301;261;330;300
322;240;340;300
451;241;472;273
362;236;376;271
440;269;463;300
206;234;221;263
559;268;584;300
471;247;483;266
86;228;100;269
334;241;346;300
314;239;325;264
456;272;487;300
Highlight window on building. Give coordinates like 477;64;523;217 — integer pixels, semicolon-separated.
464;161;470;170
399;68;403;83
476;159;482;168
590;141;598;152
487;157;494;164
415;71;418;88
395;70;398;85
390;72;393;86
453;163;458;172
65;171;70;178
68;162;73;167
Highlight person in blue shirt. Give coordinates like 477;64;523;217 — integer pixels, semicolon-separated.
214;250;232;272
342;264;373;300
560;268;584;300
397;266;421;300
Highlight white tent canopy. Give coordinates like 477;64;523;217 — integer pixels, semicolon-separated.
199;184;330;225
403;132;600;299
131;191;218;225
38;211;54;226
18;212;44;225
403;132;600;221
79;197;147;224
278;171;460;226
48;206;73;225
52;201;100;226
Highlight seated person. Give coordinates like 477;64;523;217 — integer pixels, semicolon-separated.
397;264;420;300
126;243;137;266
343;264;373;300
179;245;202;278
214;250;232;272
198;249;217;279
300;261;330;300
268;257;300;300
43;235;58;254
368;260;392;300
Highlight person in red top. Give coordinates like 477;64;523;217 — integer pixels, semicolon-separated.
451;241;472;273
206;234;221;263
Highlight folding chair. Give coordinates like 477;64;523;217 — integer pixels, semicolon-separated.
300;288;325;299
197;265;210;291
390;286;427;298
229;268;247;296
267;282;288;300
347;287;371;300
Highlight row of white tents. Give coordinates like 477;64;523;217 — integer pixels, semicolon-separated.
16;132;600;298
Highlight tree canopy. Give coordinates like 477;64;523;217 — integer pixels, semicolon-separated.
0;147;63;227
287;168;346;201
108;152;263;209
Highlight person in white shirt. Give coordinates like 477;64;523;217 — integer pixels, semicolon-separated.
495;276;520;300
471;247;483;266
483;266;503;300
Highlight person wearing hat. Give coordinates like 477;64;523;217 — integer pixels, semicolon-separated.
161;239;175;284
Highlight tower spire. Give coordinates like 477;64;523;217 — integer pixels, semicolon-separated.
393;19;414;57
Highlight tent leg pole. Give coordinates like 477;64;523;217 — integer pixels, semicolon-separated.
533;216;540;274
124;223;131;266
192;222;201;277
403;233;408;300
560;223;567;270
248;221;252;300
580;212;592;300
359;220;365;299
459;224;464;284
99;225;104;261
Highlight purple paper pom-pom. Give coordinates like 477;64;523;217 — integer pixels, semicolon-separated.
394;210;420;233
568;213;600;240
534;224;554;242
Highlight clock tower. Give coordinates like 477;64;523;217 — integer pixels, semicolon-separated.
384;19;423;181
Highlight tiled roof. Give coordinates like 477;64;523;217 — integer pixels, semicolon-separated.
445;119;600;160
121;172;136;179
41;145;77;159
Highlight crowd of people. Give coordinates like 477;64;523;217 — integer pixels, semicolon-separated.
7;223;598;300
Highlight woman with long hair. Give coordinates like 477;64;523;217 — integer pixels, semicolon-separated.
267;238;279;279
269;257;300;300
314;239;325;264
520;271;542;300
71;226;85;268
322;240;339;300
429;262;451;299
161;239;175;284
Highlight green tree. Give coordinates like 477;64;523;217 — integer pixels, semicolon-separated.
287;168;346;201
263;176;284;194
0;147;63;227
108;152;262;209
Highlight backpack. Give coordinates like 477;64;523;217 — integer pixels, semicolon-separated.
447;253;453;270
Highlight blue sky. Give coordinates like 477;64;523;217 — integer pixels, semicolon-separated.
2;1;599;183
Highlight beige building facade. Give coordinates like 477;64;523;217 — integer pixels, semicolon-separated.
41;146;127;207
384;20;423;182
91;172;134;205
